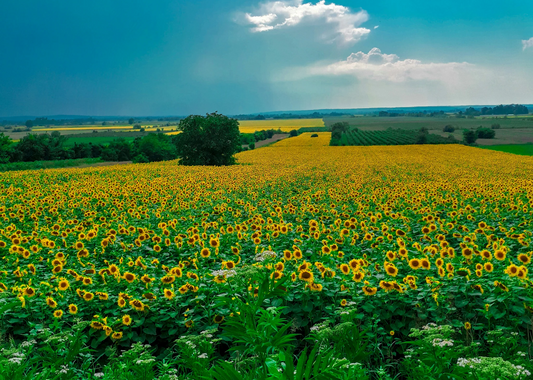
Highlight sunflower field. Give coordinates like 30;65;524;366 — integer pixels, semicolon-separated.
1;132;533;379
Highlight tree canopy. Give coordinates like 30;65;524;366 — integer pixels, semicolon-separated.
172;112;241;166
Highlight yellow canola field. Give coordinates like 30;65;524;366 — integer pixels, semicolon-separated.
1;132;533;343
238;118;324;133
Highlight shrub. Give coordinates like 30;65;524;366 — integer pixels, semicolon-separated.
289;129;298;137
311;134;319;137
249;142;255;150
443;125;455;132
132;153;150;163
477;128;495;139
491;123;501;129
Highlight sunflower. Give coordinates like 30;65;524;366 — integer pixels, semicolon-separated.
209;239;220;248
340;264;351;275
506;264;519;277
298;270;314;283
340;299;347;307
69;304;78;314
309;282;323;291
385;265;398;277
348;259;359;271
122;272;136;283
111;331;123;340
164;289;175;300
271;271;283;280
122;314;132;326
23;287;36;297
274;262;284;271
379;281;394;291
117;297;126;308
57;279;70;291
130;299;145;311
472;284;484;294
46;297;57;308
83;292;94;301
386;251;396;261
53;309;63;319
420;259;431;270
200;248;211;258
408;259;421;270
462;248;473;259
90;321;104;330
82;277;93;285
185;320;194;328
494;249;506;261
362;286;377;296
213;315;225;324
518;254;531;265
464;322;471;330
480;250;492;260
161;275;175;284
226;261;236;270
352;272;364;282
74;241;84;250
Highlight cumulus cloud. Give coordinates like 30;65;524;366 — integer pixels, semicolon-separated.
240;0;371;44
279;48;478;84
522;37;533;51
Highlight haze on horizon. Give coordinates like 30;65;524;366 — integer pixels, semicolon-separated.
1;0;532;117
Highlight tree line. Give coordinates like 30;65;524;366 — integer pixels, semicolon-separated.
0;113;282;167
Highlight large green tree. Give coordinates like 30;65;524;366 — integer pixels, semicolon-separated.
172;112;241;166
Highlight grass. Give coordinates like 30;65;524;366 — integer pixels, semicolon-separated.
0;157;102;172
478;144;533;156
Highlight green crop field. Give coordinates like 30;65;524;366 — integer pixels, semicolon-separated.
333;128;459;146
324;115;533;131
479;144;533;156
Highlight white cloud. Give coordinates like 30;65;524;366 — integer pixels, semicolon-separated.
240;0;371;44
522;37;533;51
279;48;478;84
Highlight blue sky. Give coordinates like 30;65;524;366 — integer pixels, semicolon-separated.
0;0;532;116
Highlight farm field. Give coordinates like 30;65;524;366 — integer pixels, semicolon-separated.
433;128;533;145
238;118;324;133
1;132;533;378
333;128;459;146
324;115;533;131
479;144;533;156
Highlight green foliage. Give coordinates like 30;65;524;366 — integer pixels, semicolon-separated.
463;129;478;145
173;112;241;166
133;133;176;162
476;127;495;139
249;142;255;150
491;123;501;129
289;130;298;137
12;132;69;161
310;134;318;138
443;125;455;132
0;133;13;164
330;128;459;146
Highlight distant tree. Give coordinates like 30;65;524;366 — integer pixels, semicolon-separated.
102;121;107;126
416;127;428;144
491;123;501;129
0;133;13;163
463;130;478;145
25;120;33;129
128;118;135;124
133;133;176;162
330;122;349;141
172;112;241;166
476;127;495;139
311;134;319;138
443;125;455;132
289;129;298;137
101;139;132;161
133;124;142;130
249;142;255;150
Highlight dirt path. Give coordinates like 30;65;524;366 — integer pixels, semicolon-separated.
77;161;132;168
244;134;289;149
